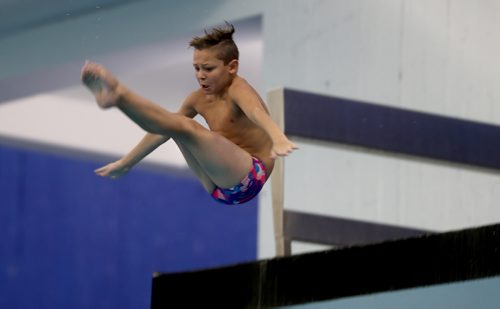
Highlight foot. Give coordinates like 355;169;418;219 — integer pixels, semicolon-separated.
81;61;121;109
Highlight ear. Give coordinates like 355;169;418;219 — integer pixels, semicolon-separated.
227;59;239;74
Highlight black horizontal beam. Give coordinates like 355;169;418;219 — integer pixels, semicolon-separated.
151;223;500;308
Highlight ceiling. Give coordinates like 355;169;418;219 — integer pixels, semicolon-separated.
0;0;142;38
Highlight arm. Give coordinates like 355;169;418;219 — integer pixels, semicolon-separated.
95;93;198;178
231;80;298;158
94;133;169;178
121;134;168;168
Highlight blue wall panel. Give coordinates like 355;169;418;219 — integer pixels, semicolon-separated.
0;144;257;309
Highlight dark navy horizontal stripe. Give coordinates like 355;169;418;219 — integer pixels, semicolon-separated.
284;88;500;170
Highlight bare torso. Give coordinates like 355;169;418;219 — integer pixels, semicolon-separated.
190;77;275;175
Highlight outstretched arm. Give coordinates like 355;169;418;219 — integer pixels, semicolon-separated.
232;80;298;159
94;133;168;178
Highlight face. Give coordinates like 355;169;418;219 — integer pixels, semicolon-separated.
193;48;237;95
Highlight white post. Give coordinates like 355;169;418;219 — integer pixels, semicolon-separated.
268;88;286;257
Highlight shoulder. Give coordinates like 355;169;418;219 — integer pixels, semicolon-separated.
185;89;206;102
228;76;253;95
228;76;262;104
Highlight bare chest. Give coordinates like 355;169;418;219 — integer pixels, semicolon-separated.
196;99;247;133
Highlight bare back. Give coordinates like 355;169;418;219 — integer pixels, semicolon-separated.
188;77;275;174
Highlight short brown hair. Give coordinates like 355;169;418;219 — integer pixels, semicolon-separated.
189;22;239;65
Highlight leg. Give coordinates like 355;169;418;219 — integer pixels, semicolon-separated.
81;62;163;133
177;142;215;193
172;122;253;189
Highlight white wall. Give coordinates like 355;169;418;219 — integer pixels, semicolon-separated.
259;0;500;257
1;0;500;259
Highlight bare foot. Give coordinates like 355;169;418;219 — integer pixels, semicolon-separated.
81;61;120;109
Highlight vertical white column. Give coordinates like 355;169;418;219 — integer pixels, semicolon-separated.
268;88;286;256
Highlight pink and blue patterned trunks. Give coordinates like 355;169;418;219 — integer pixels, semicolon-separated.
211;156;267;205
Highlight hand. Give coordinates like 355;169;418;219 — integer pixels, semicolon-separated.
94;160;130;179
270;138;299;159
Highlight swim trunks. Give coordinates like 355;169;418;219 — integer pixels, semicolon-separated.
211;157;267;205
